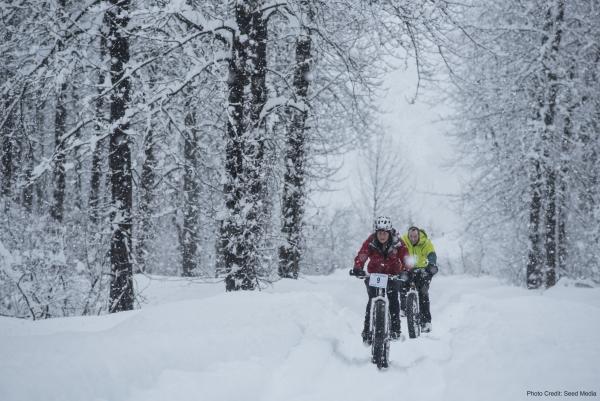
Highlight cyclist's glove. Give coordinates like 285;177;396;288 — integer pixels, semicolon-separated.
426;265;438;277
351;267;366;277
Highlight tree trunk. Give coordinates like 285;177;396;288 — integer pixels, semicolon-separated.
1;22;15;201
279;29;312;279
107;0;134;313
244;6;268;272
137;126;156;273
1;94;14;199
543;168;557;288
540;0;564;288
50;83;67;222
527;159;543;289
220;5;248;289
89;137;105;224
89;33;107;225
557;69;575;279
221;1;267;291
22;143;34;212
182;111;199;277
50;0;69;222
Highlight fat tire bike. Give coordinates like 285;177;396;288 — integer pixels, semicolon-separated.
401;266;437;338
403;269;424;339
350;269;402;370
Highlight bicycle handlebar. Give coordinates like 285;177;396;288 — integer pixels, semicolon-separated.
349;269;404;280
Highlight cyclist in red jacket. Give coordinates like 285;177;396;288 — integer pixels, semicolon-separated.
353;216;409;343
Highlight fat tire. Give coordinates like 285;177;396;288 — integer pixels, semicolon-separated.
406;292;421;339
371;300;389;369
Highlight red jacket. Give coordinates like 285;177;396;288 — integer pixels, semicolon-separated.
354;231;409;275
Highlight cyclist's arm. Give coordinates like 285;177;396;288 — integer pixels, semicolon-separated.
427;252;437;267
424;239;437;267
354;237;372;269
399;238;411;270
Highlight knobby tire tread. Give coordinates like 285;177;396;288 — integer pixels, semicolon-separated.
407;292;420;339
372;300;388;369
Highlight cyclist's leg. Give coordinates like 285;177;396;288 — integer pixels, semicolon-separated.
399;287;407;315
417;275;431;323
387;285;401;334
363;279;376;338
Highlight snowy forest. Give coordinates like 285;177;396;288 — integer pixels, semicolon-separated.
1;0;599;320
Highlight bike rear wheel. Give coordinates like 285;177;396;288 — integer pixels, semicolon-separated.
371;300;389;369
406;292;421;339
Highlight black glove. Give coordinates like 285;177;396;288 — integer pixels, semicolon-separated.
350;267;366;277
426;265;438;277
398;271;409;282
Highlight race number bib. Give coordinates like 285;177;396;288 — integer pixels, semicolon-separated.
369;273;388;289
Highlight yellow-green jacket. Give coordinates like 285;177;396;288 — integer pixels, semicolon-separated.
401;229;437;269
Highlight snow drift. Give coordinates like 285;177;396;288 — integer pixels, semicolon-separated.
1;271;599;401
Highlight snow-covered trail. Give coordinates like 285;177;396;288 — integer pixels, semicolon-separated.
1;271;599;401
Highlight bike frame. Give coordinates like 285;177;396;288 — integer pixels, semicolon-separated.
369;285;390;341
404;268;430;338
350;269;402;368
406;279;420;314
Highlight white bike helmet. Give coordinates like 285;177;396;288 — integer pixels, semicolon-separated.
374;216;393;232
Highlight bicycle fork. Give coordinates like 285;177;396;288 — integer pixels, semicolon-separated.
369;288;390;339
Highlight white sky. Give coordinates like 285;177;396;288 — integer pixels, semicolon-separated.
313;63;465;244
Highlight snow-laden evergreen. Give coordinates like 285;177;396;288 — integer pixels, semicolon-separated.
448;0;600;285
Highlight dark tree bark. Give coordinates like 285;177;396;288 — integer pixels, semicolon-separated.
34;94;47;213
89;32;107;225
540;0;564;288
89;136;105;224
557;68;576;279
136;126;156;273
50;84;67;222
221;1;268;291
50;0;69;222
543;167;557;287
279;25;312;279
1;22;15;201
1;88;15;201
88;30;108;225
106;0;134;313
1;115;13;199
22;143;34;212
527;159;543;289
222;2;251;291
244;5;268;268
557;149;568;279
136;63;159;274
182;111;199;277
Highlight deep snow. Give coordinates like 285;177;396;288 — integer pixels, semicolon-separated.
1;271;599;401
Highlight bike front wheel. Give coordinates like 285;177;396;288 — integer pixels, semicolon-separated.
371;299;389;369
406;291;421;339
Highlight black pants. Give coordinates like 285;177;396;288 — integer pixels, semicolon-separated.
363;279;401;334
400;273;432;323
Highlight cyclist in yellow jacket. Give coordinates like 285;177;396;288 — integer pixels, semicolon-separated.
401;226;438;333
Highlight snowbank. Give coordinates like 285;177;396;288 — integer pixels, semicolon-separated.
1;271;598;401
